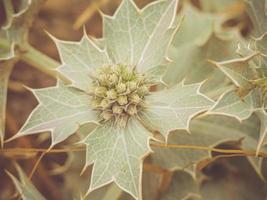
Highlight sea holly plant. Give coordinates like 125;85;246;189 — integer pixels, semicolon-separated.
144;2;267;183
8;0;217;199
207;0;267;155
0;0;43;146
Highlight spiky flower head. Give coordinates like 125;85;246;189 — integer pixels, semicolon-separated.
89;64;149;127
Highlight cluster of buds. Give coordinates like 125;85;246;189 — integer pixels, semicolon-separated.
89;64;149;127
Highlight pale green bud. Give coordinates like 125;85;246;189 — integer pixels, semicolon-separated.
138;85;149;96
128;81;137;91
98;74;108;85
127;105;137;115
95;86;107;97
108;74;119;85
117;95;128;106
102;111;113;121
112;104;123;114
112;65;122;73
106;89;117;100
116;83;127;94
100;98;110;109
122;68;132;81
129;93;141;104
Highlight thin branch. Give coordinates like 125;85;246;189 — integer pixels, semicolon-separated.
150;143;266;157
1;143;267;158
20;45;60;79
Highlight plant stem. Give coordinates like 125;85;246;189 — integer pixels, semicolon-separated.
20;45;60;79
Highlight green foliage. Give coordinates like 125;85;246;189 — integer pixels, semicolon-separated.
0;0;42;60
140;82;214;137
80;118;151;199
14;82;98;146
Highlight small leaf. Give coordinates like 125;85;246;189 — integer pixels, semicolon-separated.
6;164;46;200
14;82;98;146
209;89;261;121
140;82;214;137
212;54;256;88
80;118;152;200
103;0;178;73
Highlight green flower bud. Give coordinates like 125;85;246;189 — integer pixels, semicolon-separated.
95;86;107;97
138;85;149;96
100;98;110;109
129;93;141;104
102;111;113;121
112;104;123;114
116;83;127;94
127;105;137;115
108;74;119;85
117;95;128;105
128;81;137;91
98;74;108;85
122;68;132;81
106;89;117;100
112;65;122;73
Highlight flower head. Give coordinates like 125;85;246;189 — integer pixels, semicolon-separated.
89;64;149;127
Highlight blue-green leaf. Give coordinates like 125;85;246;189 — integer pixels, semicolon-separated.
14;82;98;146
80;118;152;200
